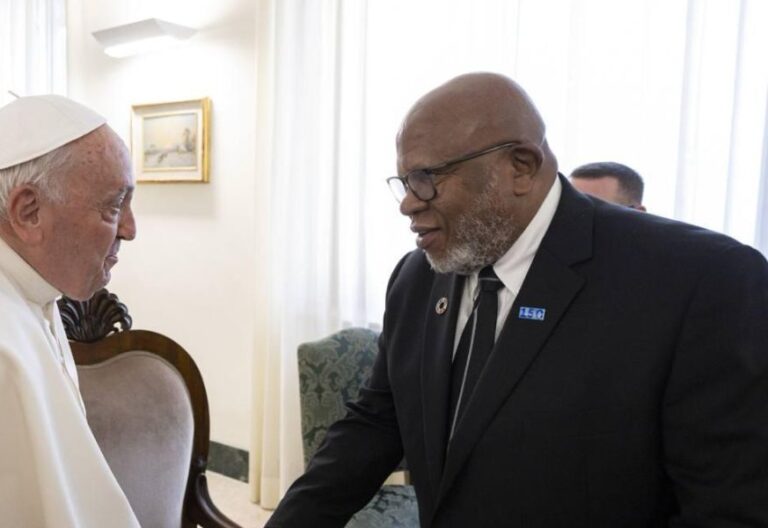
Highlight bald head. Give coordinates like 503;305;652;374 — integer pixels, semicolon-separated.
397;73;552;174
395;73;559;274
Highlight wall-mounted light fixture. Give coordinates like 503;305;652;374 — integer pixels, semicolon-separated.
92;18;196;58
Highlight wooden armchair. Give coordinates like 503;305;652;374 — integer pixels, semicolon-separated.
57;289;240;528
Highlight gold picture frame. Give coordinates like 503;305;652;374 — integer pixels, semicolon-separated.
130;98;210;183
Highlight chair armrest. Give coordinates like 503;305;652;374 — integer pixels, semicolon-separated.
185;471;242;528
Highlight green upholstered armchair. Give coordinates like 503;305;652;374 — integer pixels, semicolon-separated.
298;328;419;528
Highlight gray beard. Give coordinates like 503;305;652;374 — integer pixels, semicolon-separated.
426;182;518;275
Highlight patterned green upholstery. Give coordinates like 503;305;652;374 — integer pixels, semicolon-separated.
297;328;419;528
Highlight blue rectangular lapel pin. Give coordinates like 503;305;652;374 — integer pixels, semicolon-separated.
518;306;546;321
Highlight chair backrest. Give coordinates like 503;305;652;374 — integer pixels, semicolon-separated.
58;289;239;528
77;345;194;527
297;327;379;466
296;328;420;527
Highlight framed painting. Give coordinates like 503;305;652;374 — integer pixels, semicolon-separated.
130;98;210;183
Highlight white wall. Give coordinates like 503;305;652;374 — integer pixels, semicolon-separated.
66;0;262;450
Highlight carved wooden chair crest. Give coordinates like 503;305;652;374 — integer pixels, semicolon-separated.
59;288;132;342
58;289;240;528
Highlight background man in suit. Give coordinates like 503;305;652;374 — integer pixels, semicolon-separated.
268;73;768;527
570;161;646;211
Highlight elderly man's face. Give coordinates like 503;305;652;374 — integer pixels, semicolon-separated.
397;139;519;275
394;73;551;274
39;127;136;300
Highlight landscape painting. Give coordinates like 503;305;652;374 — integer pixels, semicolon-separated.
142;112;198;170
131;98;210;183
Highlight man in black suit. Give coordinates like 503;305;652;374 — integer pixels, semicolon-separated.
267;73;768;527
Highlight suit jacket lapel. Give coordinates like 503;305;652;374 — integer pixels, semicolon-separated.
421;271;465;500
435;176;594;507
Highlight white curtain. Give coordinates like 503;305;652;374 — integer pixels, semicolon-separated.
250;0;377;508
0;0;67;104
251;0;768;507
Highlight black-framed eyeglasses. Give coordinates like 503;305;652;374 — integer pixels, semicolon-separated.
386;141;522;203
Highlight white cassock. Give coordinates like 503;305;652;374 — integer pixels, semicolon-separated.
0;237;140;527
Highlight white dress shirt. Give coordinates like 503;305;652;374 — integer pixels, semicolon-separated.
453;177;562;355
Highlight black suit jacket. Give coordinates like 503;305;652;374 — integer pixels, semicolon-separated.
268;177;768;527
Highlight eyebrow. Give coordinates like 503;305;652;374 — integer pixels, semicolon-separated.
104;186;133;203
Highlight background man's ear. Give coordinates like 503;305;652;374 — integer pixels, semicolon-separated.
6;186;44;244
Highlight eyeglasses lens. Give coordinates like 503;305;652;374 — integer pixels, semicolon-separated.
387;171;437;203
387;178;407;202
408;171;435;201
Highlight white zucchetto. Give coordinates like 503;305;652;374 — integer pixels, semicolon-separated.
0;94;106;170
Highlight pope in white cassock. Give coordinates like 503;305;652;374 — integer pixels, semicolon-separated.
0;95;140;527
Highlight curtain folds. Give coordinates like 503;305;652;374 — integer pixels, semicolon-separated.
250;0;768;507
250;0;375;509
0;0;67;105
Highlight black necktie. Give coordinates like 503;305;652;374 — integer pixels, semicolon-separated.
448;266;504;439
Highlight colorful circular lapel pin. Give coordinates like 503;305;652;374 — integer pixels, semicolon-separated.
435;297;448;315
